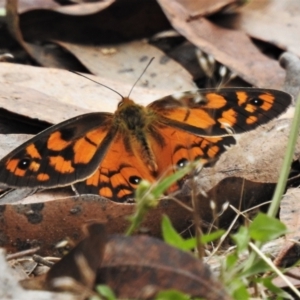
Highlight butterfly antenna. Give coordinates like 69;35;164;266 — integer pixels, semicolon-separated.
127;57;155;98
70;70;124;100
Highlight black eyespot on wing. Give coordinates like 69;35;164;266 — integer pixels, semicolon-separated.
249;98;264;107
176;158;189;170
17;158;31;170
129;175;142;185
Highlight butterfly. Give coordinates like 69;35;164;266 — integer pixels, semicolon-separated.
0;88;292;202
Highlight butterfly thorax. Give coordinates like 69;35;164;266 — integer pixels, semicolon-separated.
115;98;155;129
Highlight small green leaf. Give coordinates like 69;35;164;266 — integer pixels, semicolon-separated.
249;213;287;242
232;285;249;300
225;253;238;270
155;289;191;300
228;278;250;300
241;259;270;278
231;226;250;252
151;162;196;198
162;215;196;251
200;229;225;244
95;285;116;300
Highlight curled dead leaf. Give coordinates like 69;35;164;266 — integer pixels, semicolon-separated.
97;234;231;299
157;0;286;88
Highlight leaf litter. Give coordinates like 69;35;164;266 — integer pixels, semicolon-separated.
0;0;300;298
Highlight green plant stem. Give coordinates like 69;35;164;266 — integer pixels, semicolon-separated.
249;242;300;298
244;94;300;271
267;98;300;218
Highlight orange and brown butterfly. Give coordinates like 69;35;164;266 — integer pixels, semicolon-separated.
0;87;292;202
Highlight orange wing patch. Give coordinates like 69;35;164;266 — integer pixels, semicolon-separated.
246;116;258;124
26;144;41;159
49;156;74;173
258;93;274;111
236;91;248;106
73;127;109;164
6;159;26;177
205;93;227;108
159;107;217;130
48;131;72;151
37;173;50;181
218;108;237;128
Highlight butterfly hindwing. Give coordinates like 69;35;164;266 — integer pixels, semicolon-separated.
75;131;157;202
0;112;114;188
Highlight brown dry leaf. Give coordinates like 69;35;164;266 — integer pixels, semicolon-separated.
97;235;231;300
182;0;239;17
20;1;170;44
0;82;89;126
279;188;300;241
270;188;300;268
6;0;72;68
0;63;195;125
21;223;106;296
272;266;300;290
0;249;75;300
15;0;115;15
280;52;300;99
57;40;194;90
194;178;276;229
0;135;34;161
22;224;230;298
6;0;170;67
0;194;192;255
231;0;300;57
44;223;106;293
157;0;286;88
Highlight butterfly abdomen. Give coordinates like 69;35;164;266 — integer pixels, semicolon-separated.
114;98;160;172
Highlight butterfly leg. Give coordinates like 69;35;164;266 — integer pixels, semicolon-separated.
71;184;80;196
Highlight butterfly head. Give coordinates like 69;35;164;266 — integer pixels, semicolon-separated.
117;97;135;108
115;97;149;131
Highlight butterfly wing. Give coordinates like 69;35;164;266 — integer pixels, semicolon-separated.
146;88;291;193
75;131;157;202
146;122;235;192
148;88;292;135
0;112;115;188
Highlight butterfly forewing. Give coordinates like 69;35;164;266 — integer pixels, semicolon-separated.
0;112;114;188
148;88;292;136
